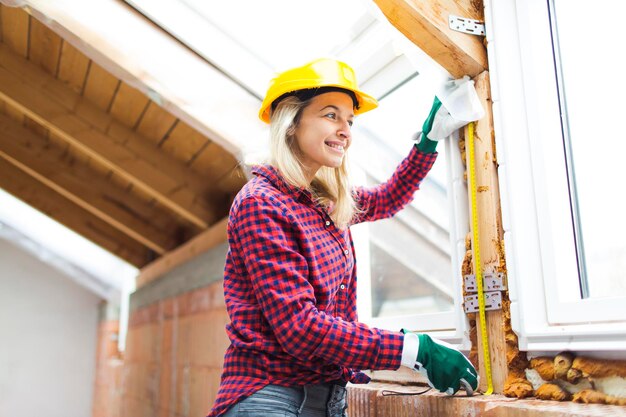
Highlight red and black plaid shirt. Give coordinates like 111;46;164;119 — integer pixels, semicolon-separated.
208;146;437;416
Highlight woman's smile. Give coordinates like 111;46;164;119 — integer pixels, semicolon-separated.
325;140;346;153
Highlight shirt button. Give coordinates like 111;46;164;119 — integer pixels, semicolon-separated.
340;284;346;290
344;249;349;255
325;221;331;226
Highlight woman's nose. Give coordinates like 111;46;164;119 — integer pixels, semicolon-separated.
337;121;351;138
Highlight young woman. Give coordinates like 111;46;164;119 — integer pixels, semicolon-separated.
208;58;478;417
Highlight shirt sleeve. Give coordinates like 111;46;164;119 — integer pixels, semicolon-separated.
352;146;438;225
230;194;403;371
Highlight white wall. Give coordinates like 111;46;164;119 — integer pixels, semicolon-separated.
0;239;101;417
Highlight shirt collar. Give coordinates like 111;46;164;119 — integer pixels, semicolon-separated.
251;164;313;202
252;165;338;221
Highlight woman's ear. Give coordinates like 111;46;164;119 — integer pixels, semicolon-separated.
286;122;297;139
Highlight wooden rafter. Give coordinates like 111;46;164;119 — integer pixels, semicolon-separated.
1;0;264;161
28;16;63;74
0;5;28;57
0;42;219;229
57;40;91;94
372;0;487;78
0;158;151;266
0;112;185;254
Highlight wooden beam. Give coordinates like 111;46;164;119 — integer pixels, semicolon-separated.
0;42;218;228
0;97;24;124
349;383;626;417
189;142;244;189
0;5;28;58
57;40;90;94
0;112;182;254
1;0;264;160
464;71;508;393
136;216;227;288
372;0;487;78
0;158;151;267
161;119;209;164
28;15;63;74
136;102;178;146
82;61;119;111
109;81;150;129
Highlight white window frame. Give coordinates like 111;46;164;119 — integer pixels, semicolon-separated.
488;0;626;352
356;132;471;349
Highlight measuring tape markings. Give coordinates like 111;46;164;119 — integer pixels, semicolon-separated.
467;121;494;395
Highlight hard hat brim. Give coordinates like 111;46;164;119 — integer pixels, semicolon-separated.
258;58;379;123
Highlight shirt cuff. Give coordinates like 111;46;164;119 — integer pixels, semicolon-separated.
400;331;420;369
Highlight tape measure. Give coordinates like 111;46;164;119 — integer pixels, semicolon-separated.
467;121;494;395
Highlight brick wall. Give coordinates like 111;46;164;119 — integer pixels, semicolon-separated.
122;280;229;417
93;318;123;417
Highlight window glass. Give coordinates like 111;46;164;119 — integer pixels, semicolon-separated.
551;0;626;298
353;77;454;319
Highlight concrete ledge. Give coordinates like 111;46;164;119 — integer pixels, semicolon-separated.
129;242;227;311
347;382;626;417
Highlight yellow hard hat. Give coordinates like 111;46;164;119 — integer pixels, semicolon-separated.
258;58;378;123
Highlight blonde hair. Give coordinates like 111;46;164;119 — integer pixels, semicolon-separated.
269;96;359;229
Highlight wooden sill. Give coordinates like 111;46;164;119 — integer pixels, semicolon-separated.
347;382;626;417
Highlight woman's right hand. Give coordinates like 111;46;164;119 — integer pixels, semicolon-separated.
403;331;479;395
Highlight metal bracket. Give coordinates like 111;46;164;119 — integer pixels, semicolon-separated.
449;15;485;36
463;291;503;313
463;273;506;293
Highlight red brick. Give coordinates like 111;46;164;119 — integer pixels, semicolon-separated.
175;316;191;366
189;311;230;367
177;291;193;317
124;328;139;362
188;287;211;315
175;365;191;417
204;369;223;410
161;319;174;359
158;360;174;413
189;367;213;417
208;281;225;309
162;297;176;320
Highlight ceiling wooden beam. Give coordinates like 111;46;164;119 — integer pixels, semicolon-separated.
1;0;265;161
28;15;64;74
0;5;29;58
372;0;487;78
0;43;219;229
0;158;151;267
0;112;184;254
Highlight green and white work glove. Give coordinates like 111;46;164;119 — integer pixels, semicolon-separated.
401;330;479;395
414;76;485;154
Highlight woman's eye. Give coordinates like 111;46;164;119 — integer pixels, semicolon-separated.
348;120;354;127
325;112;336;120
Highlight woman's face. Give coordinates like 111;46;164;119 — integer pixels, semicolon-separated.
293;91;354;182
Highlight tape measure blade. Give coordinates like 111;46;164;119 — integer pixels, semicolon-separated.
467;122;494;395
